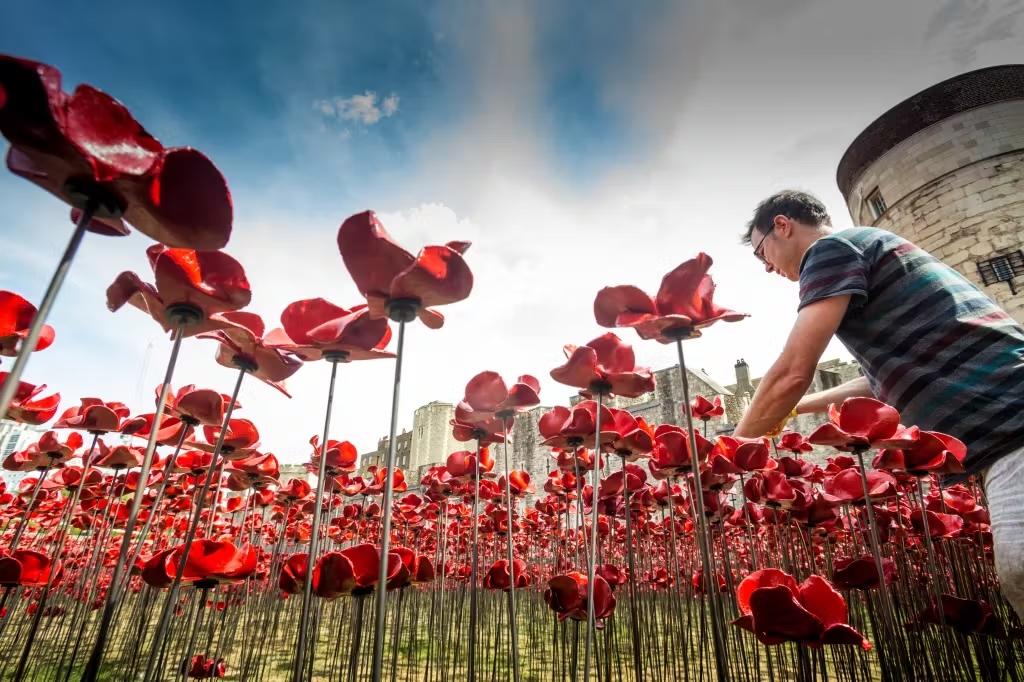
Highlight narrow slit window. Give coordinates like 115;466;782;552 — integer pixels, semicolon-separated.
866;188;887;220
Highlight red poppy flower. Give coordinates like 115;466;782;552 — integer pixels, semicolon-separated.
808;398;919;451
53;397;130;432
774;456;817;479
484;559;529;590
0;549;61;587
821;467;897;505
914;595;1007;638
778;432;814;455
364;465;407;495
497;470;535;497
909;509;964;539
446;448;495;481
329;473;367;497
543;470;577;497
457;372;541;423
198;312;304;395
159;384;239;426
831;555;896;590
545;572;616;626
0;290;54;360
337;211;473;329
392;547;436;584
279;478;312;502
709;436;773;475
872;431;966;476
731;569;871;650
690;395;724;421
692;570;728;595
0;55;232;249
649;424;713;478
182;656;226;679
121;413;194;446
172;450;215;475
598;463;648;501
420;466;455;498
539;402;617;450
309;436;357;475
0;373;59;425
450;410;507;445
107;245;251;337
603;408;655;460
270;298;394;362
18;430;84;466
277;553;309;594
189;419;260;461
550;333;654;398
92;442;144;469
310;544;405;597
161;540;257;587
597;564;627;588
594;253;747;343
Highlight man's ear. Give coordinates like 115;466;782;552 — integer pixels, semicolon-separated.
774;214;791;237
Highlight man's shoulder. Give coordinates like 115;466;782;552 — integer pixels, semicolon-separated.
829;226;901;246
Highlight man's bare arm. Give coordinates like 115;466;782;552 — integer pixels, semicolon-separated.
796;376;875;414
733;294;852;438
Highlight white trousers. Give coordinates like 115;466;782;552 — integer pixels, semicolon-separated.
984;446;1024;618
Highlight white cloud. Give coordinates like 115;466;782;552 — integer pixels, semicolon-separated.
313;91;400;126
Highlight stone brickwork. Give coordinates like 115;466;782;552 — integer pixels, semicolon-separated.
409;401;463;471
358;430;413;474
279;463;311;483
842;88;1024;322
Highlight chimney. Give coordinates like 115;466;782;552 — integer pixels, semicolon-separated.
734;359;755;395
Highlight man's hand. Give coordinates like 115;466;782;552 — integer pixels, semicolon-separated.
764;408;798;438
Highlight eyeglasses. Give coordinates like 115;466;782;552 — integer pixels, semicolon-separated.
753;225;775;265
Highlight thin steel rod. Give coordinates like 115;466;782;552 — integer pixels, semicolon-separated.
583;391;604;681
500;416;522;682
0;200;96;422
81;322;188;682
141;363;248;682
675;336;730;682
370;318;408;682
293;357;342;682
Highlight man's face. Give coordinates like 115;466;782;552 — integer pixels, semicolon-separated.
752;217;800;282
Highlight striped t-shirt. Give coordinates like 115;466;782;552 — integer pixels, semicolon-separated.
799;226;1024;475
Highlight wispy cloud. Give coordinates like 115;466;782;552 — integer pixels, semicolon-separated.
313;91;400;125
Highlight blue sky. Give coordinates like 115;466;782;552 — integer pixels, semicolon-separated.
1;0;1022;460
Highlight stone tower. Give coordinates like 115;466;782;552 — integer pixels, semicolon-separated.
836;64;1024;322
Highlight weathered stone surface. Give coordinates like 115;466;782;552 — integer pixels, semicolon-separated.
843;99;1024;323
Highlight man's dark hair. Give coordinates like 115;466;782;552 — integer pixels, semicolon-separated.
742;190;832;244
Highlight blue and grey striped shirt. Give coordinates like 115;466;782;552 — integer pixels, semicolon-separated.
799;226;1024;475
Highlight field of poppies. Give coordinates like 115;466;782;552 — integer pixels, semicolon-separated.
1;52;1022;682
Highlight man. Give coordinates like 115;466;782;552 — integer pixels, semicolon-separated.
732;189;1024;616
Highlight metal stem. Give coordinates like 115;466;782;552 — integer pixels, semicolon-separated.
500;416;521;682
80;322;187;682
370;318;407;682
6;464;49;552
914;477;947;626
293;357;342;682
0;200;96;423
675;337;730;682
583;391;604;681
141;364;248;682
467;440;483;682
